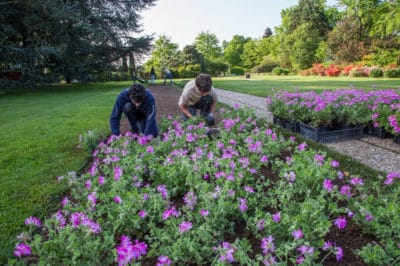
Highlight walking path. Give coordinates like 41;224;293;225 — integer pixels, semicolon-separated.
215;88;400;174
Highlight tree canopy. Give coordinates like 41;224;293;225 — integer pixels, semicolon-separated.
0;0;156;87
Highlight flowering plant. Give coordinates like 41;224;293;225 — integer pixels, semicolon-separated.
10;104;400;265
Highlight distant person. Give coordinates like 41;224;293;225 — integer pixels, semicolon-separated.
110;83;158;137
164;68;172;85
178;73;217;126
150;66;155;85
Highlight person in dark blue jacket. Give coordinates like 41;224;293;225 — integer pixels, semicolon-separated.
110;84;159;137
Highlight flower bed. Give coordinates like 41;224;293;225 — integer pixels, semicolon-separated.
11;107;400;265
267;89;400;141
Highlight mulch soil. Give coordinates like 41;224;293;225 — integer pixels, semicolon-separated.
125;85;373;265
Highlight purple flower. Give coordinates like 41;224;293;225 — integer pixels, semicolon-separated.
116;236;147;265
257;219;265;230
335;246;344;261
322;241;333;251
340;185;352;198
157;255;172;266
61;196;69;207
272;212;281;223
260;155;269;163
323;179;334;192
334;216;347;230
114;196;122;204
239;198;248;212
244;186;255;193
297;245;314;255
139;210;147;218
85;180;92;190
114;166;123;180
162;206;179;220
218;242;235;263
350;177;364;186
200;209;209;217
292;229;303;240
297;142;307;151
24;216;42;227
146;146;154;153
14;243;31;257
98;175;105;186
331;160;340;168
157;185;168;199
261;235;275;254
365;213;374;221
183;191;197;210
178;221;192;233
87;192;97;207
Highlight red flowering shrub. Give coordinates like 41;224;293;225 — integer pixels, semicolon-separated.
325;64;341;77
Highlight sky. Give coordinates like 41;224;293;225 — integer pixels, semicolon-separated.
140;0;338;49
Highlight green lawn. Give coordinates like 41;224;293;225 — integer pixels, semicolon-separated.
0;82;132;262
212;74;400;97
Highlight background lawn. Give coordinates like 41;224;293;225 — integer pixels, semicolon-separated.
0;76;394;262
212;74;400;96
0;81;131;262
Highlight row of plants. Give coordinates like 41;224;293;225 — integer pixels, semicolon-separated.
299;64;400;78
267;89;400;137
10;107;400;265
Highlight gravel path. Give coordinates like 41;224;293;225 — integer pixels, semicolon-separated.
215;88;400;174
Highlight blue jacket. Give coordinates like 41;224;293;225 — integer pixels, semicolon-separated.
110;88;158;137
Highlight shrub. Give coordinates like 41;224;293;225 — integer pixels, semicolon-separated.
272;67;289;76
348;68;368;77
384;68;400;78
79;129;106;152
311;63;326;76
230;66;245;75
369;68;383;78
178;64;201;78
325;64;341;77
251;55;279;73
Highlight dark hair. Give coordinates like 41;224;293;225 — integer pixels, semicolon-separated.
128;84;146;103
195;73;212;92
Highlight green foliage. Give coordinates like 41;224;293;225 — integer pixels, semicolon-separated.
194;31;222;59
79;129;106;153
230;66;245;75
369;68;383;78
204;58;229;76
0;0;155;87
251;55;279;73
178;64;201;78
223;35;250;67
384;68;400;78
272;67;289;76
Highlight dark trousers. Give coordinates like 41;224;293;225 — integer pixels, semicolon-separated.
182;95;215;126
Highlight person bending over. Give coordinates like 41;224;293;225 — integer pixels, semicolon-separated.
110;84;158;137
178;73;217;126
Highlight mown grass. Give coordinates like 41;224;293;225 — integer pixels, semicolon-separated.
212;74;400;96
0;82;132;262
0;76;392;262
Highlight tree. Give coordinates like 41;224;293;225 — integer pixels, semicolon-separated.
0;0;156;87
194;31;222;59
181;45;205;71
146;35;179;75
223;35;250;67
263;27;273;38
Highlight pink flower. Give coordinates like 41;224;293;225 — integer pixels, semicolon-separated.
272;212;281;223
157;185;168;199
116;236;147;265
200;209;209;217
135;209;146;218
218;242;235;263
14;243;31;257
25;216;42;227
114;166;123;180
178;221;192;233
114;196;122;204
365;213;374;221
292;229;303;240
98;175;105;186
297;143;307;151
239;198;248;212
323;179;333;192
335;246;344;261
331;160;340;168
61;196;69;207
146;146;154;153
157;255;172;266
261;235;275;254
334;216;347;230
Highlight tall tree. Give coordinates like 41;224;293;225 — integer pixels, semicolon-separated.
146;35;179;74
194;31;222;59
0;0;156;87
223;35;250;67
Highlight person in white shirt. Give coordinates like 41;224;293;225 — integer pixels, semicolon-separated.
178;73;217;126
